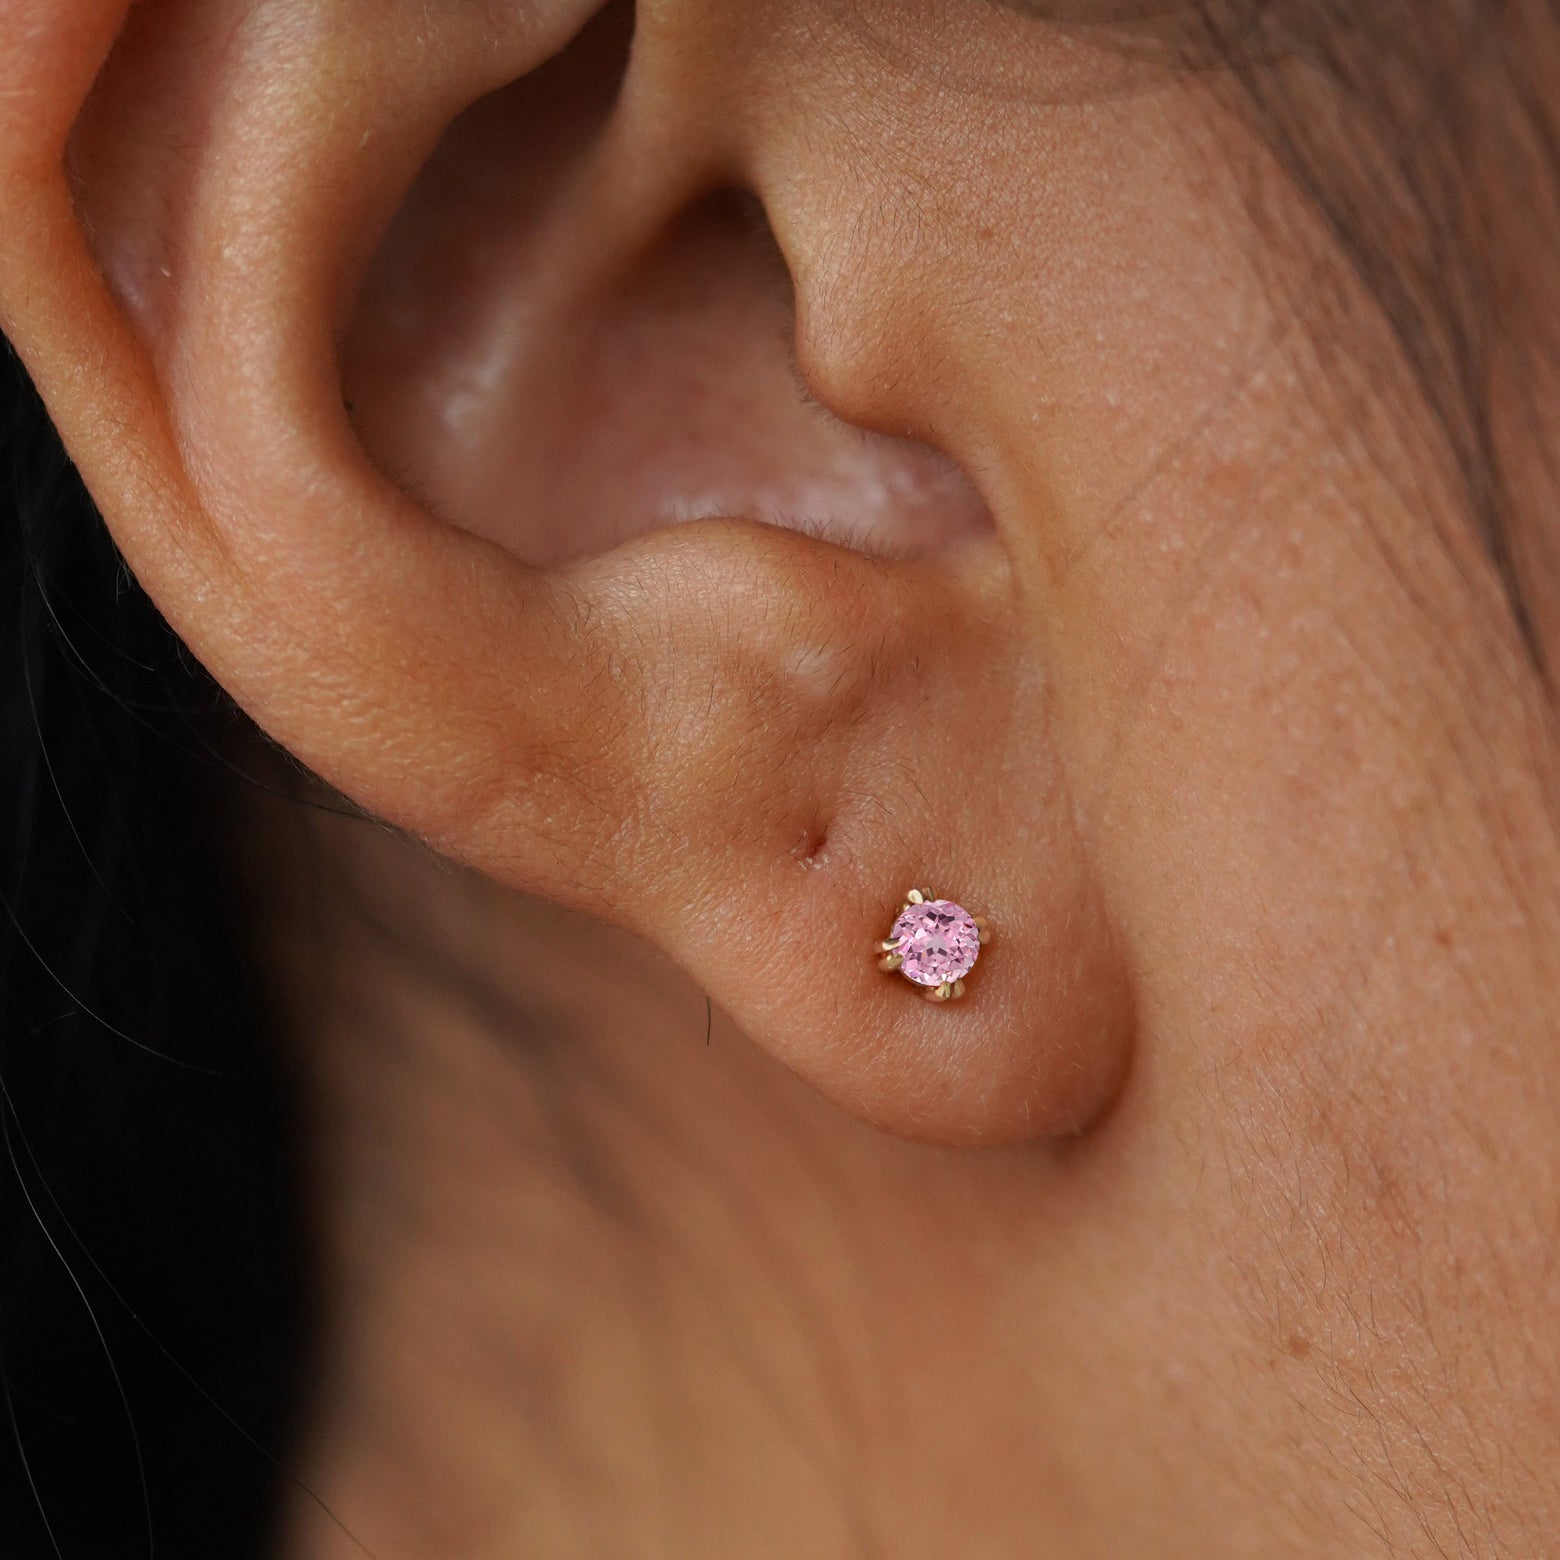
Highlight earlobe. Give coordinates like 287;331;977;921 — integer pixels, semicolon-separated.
0;0;1135;1145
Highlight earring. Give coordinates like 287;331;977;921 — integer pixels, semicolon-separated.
876;889;990;1003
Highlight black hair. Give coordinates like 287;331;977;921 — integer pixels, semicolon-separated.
0;341;312;1557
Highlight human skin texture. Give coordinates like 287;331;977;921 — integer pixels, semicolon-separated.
2;0;1559;1554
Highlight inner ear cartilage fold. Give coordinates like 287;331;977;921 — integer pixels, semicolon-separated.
876;889;989;1003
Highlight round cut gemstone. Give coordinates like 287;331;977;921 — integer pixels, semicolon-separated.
891;899;981;987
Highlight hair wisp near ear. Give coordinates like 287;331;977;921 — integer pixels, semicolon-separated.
0;0;1135;1146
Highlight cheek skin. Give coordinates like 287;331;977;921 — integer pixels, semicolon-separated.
704;5;1560;1549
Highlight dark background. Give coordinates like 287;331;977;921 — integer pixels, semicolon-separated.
1;339;311;1559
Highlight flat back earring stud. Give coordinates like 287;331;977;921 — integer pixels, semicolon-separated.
876;889;990;1003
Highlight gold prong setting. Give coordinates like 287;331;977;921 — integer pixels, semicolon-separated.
876;890;987;1002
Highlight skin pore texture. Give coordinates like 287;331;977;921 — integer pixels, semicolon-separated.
2;0;1560;1555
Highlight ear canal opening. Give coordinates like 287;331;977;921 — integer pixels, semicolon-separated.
341;2;995;569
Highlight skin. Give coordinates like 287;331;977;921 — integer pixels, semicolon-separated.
2;0;1559;1554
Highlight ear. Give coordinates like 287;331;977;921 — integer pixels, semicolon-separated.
0;0;1132;1145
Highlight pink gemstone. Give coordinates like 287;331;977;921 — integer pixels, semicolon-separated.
891;899;981;987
